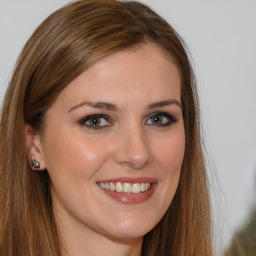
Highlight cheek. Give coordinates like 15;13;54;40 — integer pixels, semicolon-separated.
152;129;185;202
43;129;112;180
155;130;185;174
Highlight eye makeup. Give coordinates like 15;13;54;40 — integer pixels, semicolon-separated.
78;111;178;131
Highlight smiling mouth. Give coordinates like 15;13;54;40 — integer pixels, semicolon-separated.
97;178;157;204
98;182;151;193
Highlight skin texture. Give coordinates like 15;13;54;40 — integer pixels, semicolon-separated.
27;43;185;256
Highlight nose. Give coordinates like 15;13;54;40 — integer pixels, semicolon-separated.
112;126;152;170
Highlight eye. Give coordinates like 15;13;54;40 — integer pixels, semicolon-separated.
79;114;111;129
146;112;177;127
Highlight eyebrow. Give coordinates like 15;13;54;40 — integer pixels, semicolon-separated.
68;101;119;113
148;99;182;109
68;99;181;113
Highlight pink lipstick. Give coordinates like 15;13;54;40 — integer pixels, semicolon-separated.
97;177;157;204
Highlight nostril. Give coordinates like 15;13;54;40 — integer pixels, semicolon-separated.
113;146;151;169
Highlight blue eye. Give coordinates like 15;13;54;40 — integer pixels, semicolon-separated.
79;114;110;129
146;112;177;127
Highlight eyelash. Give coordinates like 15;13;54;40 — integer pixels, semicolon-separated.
146;112;178;127
79;114;111;130
78;112;178;130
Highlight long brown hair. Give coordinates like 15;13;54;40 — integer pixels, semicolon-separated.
0;1;213;255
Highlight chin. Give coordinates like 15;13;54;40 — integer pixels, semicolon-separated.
103;216;156;240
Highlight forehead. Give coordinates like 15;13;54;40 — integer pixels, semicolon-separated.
54;43;181;110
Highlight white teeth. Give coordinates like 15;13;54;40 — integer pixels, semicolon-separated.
110;182;115;191
99;182;151;193
132;183;140;193
99;182;105;188
123;182;132;193
116;182;123;192
140;182;145;192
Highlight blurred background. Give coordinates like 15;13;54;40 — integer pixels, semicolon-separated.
0;0;255;255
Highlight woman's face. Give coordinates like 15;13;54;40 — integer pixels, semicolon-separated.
34;43;185;240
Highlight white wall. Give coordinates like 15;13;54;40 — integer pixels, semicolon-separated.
1;0;256;254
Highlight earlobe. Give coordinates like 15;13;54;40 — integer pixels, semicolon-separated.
25;125;47;171
31;160;41;169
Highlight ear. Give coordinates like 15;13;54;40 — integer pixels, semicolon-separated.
25;125;47;171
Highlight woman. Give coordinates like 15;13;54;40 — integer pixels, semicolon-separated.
0;0;213;255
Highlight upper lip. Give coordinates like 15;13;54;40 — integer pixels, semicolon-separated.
97;176;157;184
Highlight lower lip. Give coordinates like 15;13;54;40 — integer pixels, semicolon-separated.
98;183;157;204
